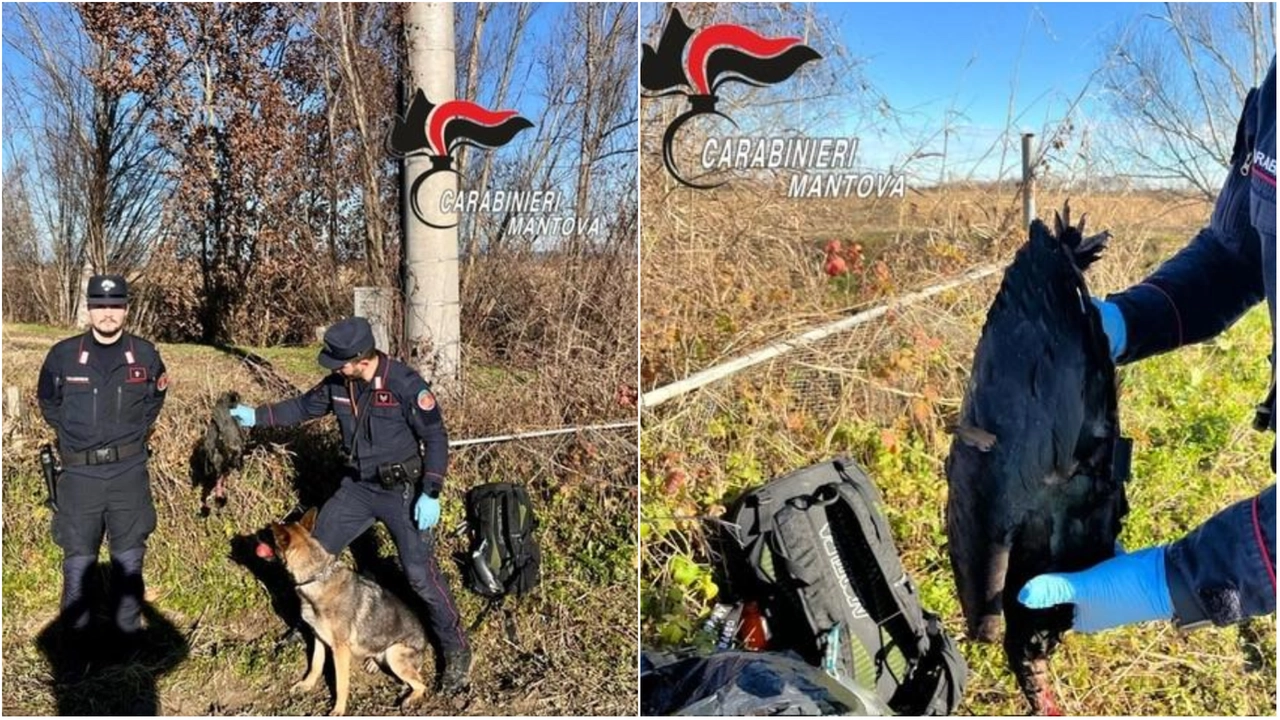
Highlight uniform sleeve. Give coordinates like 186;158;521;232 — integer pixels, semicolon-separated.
1164;484;1276;628
145;348;168;429
398;372;449;496
37;348;63;431
255;380;332;428
1107;89;1266;364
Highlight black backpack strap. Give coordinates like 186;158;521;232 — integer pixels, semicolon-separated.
502;598;521;645
503;485;521;582
893;613;967;716
469;596;500;633
467;595;522;646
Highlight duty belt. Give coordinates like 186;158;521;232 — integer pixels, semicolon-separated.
362;454;423;489
61;441;147;467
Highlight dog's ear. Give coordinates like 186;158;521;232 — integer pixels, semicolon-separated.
270;522;291;551
300;507;318;534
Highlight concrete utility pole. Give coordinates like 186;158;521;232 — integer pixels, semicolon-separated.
403;2;460;387
1021;132;1036;228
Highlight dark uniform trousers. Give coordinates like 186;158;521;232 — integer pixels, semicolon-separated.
53;458;156;634
312;475;468;654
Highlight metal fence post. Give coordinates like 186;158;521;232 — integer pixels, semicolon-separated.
1021;133;1036;228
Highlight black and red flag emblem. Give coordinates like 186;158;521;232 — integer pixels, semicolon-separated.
389;89;534;228
642;8;821;188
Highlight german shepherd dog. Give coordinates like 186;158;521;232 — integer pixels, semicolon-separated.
270;508;428;716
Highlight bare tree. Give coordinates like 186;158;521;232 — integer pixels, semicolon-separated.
565;4;637;255
1100;3;1276;198
329;3;398;284
89;3;303;343
454;2;489;180
0;160;54;323
2;3;168;324
456;3;532;284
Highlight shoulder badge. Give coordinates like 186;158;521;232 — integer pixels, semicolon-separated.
417;389;436;411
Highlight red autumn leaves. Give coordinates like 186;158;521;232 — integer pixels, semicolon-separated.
823;240;865;278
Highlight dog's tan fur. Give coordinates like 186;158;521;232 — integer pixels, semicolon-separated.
271;509;428;716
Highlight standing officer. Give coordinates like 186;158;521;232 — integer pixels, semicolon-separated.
228;316;472;693
37;274;168;648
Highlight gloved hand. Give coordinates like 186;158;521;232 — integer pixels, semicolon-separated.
413;494;440;531
1018;546;1173;633
1091;297;1127;361
229;404;256;428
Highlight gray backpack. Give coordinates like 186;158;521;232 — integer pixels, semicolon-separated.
715;458;968;715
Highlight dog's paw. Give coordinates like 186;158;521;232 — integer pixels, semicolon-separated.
399;689;425;710
328;706;347;717
289;680;317;696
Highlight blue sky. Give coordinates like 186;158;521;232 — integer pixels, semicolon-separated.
5;3;1272;185
834;2;1144;128
827;2;1163;177
642;2;1273;184
2;4;638;187
0;3;568;171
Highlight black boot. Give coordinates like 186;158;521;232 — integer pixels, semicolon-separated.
440;647;472;694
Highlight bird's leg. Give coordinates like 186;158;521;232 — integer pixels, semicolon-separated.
1015;655;1062;716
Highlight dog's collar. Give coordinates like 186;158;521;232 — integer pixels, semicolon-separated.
294;561;339;588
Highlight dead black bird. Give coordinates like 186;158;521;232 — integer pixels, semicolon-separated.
196;391;246;514
945;203;1130;714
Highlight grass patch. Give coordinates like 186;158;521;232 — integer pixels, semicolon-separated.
2;327;637;716
246;344;327;387
641;292;1275;715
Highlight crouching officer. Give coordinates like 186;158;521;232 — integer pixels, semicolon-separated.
36;274;168;648
228;316;472;693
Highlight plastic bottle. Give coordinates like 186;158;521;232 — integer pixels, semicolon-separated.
701;603;733;635
716;603;744;650
738;600;770;651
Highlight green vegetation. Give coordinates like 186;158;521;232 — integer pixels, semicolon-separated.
641;302;1275;716
2;326;637;716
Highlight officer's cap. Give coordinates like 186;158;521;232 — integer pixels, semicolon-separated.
87;274;129;307
318;317;376;370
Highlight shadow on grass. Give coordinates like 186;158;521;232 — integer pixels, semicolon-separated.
34;562;189;715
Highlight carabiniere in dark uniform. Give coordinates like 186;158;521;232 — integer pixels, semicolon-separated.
229;316;472;693
37;274;169;645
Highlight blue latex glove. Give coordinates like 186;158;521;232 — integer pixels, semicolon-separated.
229;404;256;428
1091;297;1127;361
1018;546;1173;632
413;494;440;531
